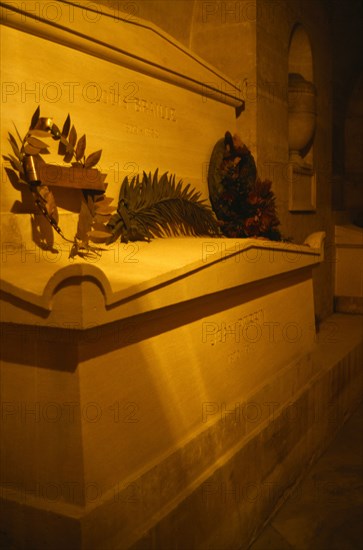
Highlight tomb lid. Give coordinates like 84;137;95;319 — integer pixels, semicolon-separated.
0;0;244;112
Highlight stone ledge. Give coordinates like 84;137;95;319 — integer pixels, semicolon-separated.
0;234;325;326
334;224;363;246
334;296;363;315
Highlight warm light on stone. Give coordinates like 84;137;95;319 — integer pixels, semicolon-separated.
0;1;362;549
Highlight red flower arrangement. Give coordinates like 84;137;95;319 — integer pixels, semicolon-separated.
208;132;281;240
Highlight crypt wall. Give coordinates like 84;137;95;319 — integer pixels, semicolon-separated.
254;0;333;320
344;73;363;223
331;0;363;220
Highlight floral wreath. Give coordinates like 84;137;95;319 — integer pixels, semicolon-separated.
208;132;281;240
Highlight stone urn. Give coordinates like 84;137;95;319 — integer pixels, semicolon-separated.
288;73;316;165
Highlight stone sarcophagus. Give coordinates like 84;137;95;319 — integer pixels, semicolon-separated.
1;2;326;549
1;234;325;549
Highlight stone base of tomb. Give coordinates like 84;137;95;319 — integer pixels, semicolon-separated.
127;314;363;550
2;234;362;549
1;313;361;550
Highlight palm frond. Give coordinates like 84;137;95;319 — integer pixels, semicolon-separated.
107;170;220;243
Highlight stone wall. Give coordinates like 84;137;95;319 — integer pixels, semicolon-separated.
255;0;333;319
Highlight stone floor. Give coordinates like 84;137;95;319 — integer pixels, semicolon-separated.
249;400;363;549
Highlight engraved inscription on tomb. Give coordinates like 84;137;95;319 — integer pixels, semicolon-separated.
125;125;159;138
99;84;177;123
202;309;265;347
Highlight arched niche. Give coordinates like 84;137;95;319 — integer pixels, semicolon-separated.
287;24;316;211
288;24;314;82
